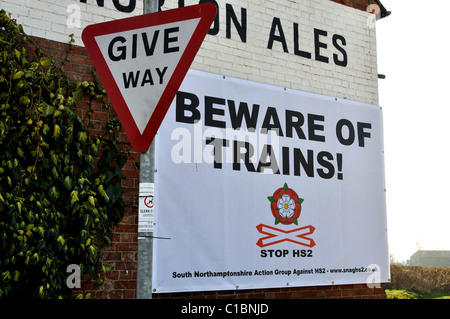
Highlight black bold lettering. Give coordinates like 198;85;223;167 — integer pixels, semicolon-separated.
282;146;290;175
333;34;348;67
336;119;355;146
80;0;136;13
131;34;137;59
140;69;153;86
317;151;335;179
142;31;159;56
156;66;167;84
164;27;180;53
293;23;311;59
80;0;104;7
200;0;219;35
257;144;280;174
332;34;348;67
308;114;325;142
112;0;136;13
122;71;140;89
267;17;288;53
261;107;283;136
158;0;165;11
357;122;372;147
228;100;259;131
314;28;328;63
176;91;200;124
226;4;247;43
285;110;306;139
293;148;314;177
233;141;255;172
205;96;226;128
206;137;229;169
108;36;127;62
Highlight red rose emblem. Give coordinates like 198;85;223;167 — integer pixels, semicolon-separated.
268;183;303;225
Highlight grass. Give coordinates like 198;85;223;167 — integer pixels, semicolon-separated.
385;264;450;299
386;289;450;299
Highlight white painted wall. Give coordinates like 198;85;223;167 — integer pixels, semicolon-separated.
1;0;378;104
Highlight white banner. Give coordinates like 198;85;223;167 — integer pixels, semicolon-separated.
153;70;389;293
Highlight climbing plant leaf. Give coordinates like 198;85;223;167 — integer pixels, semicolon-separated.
0;10;126;299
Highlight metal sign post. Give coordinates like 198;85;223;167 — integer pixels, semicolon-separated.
136;143;155;299
137;0;158;300
81;0;216;299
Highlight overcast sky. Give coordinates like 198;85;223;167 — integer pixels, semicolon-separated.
376;0;450;262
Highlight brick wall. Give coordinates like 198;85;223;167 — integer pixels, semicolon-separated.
29;36;141;299
8;0;387;299
154;284;386;299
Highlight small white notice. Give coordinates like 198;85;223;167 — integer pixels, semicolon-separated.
139;182;155;233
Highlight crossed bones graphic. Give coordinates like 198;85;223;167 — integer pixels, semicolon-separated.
256;224;316;248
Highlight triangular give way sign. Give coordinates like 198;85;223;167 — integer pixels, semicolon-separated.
82;3;216;153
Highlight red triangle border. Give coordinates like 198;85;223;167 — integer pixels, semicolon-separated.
82;3;217;153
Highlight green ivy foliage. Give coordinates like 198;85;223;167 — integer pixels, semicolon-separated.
0;10;126;298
